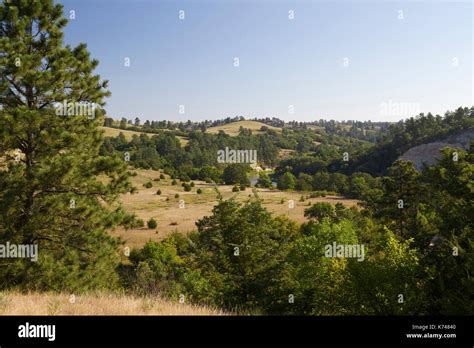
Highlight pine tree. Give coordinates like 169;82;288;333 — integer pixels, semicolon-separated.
420;148;474;314
193;198;299;310
374;160;421;240
277;171;296;190
0;0;134;291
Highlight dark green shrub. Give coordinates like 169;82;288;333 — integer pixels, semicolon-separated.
147;218;157;229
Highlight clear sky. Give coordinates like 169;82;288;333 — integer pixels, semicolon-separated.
60;0;473;122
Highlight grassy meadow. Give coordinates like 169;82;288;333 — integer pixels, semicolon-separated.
110;168;359;249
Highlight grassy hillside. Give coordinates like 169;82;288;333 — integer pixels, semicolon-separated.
206;120;282;136
101;126;144;140
0;292;225;315
101;126;189;146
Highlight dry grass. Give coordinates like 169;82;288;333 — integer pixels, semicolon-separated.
278;148;296;160
110;168;359;248
206;120;281;136
0;292;225;315
101;126;189;146
101;126;145;141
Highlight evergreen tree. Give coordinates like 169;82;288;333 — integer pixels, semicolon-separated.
119;117;127;129
277;172;296;190
0;0;133;291
256;172;272;188
222;164;250;186
193;198;299;310
373;160;421;239
304;202;336;222
420;148;474;314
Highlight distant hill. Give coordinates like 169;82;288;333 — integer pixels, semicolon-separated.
206;120;282;136
338;107;474;175
101;126;189;146
399;129;473;170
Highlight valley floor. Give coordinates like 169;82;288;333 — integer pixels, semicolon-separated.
111;168;359;248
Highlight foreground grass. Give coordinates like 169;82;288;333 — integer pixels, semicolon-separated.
0;292;226;315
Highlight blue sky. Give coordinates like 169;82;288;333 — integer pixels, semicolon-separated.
60;0;472;122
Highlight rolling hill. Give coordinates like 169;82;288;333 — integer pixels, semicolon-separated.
101;126;189;146
206;120;282;136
